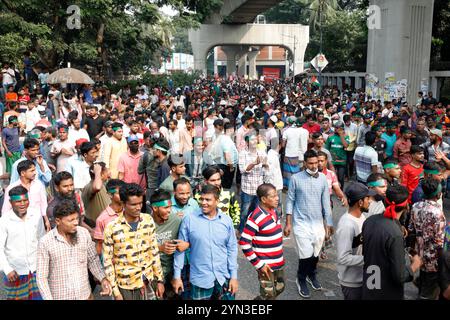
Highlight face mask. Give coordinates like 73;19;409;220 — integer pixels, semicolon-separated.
306;168;318;176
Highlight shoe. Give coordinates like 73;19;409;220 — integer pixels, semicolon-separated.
296;279;310;298
306;276;322;291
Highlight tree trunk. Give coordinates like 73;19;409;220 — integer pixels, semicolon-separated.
96;22;106;82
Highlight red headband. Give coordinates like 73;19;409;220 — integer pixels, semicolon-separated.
384;198;408;219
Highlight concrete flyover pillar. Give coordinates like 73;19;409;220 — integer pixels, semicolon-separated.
222;46;240;76
355;76;362;89
367;0;434;103
237;50;248;77
247;50;259;80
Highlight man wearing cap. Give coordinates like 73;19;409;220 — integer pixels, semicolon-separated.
103;122;128;179
50;125;76;173
336;182;376;300
420;128;450;163
35;105;51;128
393;126;412;167
0;186;46;300
117;135;145;190
2;116;21;173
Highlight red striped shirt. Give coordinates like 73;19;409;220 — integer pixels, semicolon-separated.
239;206;285;270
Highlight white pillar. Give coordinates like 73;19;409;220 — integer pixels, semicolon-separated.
248;50;259;80
222;46;239;76
238;53;247;77
430;76;438;98
367;0;434;105
355;77;362;89
214;47;218;76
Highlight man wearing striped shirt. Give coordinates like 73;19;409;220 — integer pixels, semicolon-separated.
239;183;285;300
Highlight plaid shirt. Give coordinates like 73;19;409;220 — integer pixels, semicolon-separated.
238;149;266;196
103;213;164;297
36;227;105;300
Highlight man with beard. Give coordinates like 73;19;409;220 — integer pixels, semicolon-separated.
171;177;199;217
118;135;145;190
151;190;189;300
335;183;376;300
366;173;387;217
371;125;387;162
50;125;76;173
36;199;112;300
421;129;450;163
411;119;429;146
0;186;46;300
47;171;86;229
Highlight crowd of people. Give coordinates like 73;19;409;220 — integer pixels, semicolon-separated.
0;61;449;301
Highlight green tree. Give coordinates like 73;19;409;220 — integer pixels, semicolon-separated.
0;0;217;79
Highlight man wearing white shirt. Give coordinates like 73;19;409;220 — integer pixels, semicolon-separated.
68;113;90;145
25;102;41;133
3;159;50;231
0;186;46;300
65;140;98;192
281;117;309;188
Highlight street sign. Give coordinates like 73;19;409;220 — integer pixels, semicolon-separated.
310;53;329;72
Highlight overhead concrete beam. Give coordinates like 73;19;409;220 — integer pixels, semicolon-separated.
189;24;309;76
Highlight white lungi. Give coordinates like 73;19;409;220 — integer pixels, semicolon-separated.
293;222;325;259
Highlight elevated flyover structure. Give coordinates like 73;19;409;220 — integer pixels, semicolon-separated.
189;0;309;78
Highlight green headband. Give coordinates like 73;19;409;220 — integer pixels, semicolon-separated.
154;144;169;152
107;188;119;194
10;194;29;201
10;119;18;123
367;180;386;187
428;183;442;198
29;133;40;139
424;169;440;175
151;200;172;207
112;126;122;132
383;163;399;169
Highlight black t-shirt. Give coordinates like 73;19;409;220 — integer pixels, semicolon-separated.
362;215;414;300
373;139;386;162
85;116;104;139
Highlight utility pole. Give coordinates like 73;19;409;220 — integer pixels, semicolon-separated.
319;0;323;89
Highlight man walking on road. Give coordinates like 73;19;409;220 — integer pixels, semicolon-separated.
284;150;333;298
336;183;375;300
239;183;285;300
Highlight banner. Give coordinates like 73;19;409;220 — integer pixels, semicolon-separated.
262;68;280;82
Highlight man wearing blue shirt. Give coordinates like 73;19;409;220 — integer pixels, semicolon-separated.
172;184;238;300
284;149;334;299
10;138;52;187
